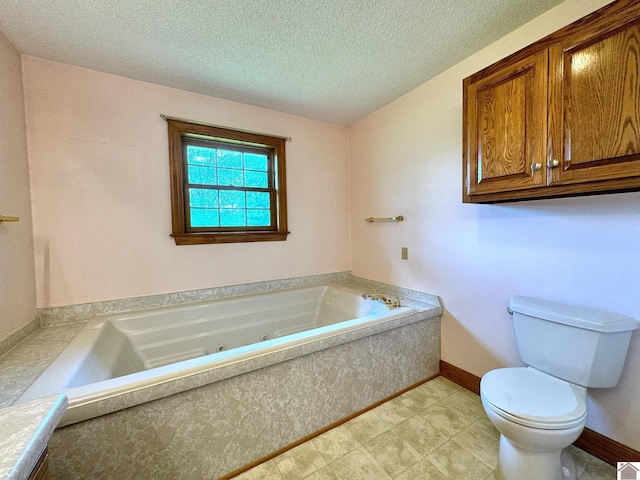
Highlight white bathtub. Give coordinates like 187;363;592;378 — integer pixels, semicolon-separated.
19;284;416;425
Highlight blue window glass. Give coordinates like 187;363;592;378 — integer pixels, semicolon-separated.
190;208;220;227
179;135;282;234
187;145;216;166
189;188;218;207
245;171;268;188
244;153;268;171
188;165;217;185
246;191;270;209
218;168;244;187
219;190;245;209
220;208;246;227
217;149;243;169
247;209;271;226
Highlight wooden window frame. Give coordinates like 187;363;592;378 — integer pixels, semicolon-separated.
167;119;288;245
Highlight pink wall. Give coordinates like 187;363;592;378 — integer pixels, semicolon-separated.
0;32;37;341
349;0;640;450
23;57;350;308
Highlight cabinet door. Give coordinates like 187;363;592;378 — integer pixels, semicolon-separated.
463;50;548;199
548;15;640;185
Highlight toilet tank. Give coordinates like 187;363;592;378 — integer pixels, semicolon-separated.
509;296;637;388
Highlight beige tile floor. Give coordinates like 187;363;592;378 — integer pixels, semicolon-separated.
233;377;616;480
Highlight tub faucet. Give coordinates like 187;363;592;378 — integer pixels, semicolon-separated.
362;293;402;309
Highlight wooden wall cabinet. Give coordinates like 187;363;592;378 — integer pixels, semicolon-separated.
463;0;640;203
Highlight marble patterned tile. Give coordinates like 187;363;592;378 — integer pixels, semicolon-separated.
578;457;617;480
328;446;392;480
419;403;473;437
348;276;441;307
35;272;442;328
417;376;462;398
392;384;442;414
566;445;591;478
372;397;417;427
362;429;423;478
0;323;84;407
452;423;499;469
394;457;450;480
312;425;361;463
234;459;283;480
425;440;493;480
344;410;392;444
392;415;450;456
35;272;352;327
0;394;67;480
304;466;339;480
440;389;486;421
0;319;39;358
470;415;500;440
275;442;328;480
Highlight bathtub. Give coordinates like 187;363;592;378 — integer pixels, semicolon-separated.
38;279;441;479
19;284;417;426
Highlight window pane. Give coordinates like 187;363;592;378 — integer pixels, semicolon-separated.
247;209;271;226
244;153;268;171
218;168;244;187
246;191;270;209
219;190;245;208
245;171;268;188
220;208;246;227
188;165;217;185
190;208;219;227
189;188;218;207
187;145;216;166
217;149;243;169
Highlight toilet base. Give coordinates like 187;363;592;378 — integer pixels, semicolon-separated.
496;436;576;480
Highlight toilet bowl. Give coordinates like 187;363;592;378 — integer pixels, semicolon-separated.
481;367;586;480
480;295;637;480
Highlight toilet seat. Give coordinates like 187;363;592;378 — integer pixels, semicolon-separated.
481;367;586;430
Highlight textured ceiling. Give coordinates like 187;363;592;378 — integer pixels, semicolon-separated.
0;0;565;125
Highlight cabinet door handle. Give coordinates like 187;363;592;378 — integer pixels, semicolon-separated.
531;163;542;172
547;159;560;168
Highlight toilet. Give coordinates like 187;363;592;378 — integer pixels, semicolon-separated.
480;295;637;480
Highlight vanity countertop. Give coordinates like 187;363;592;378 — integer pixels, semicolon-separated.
0;394;67;480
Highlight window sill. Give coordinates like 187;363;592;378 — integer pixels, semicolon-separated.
171;231;289;245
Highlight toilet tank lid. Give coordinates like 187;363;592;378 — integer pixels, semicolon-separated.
510;296;638;333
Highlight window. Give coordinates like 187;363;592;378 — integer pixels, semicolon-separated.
167;119;288;245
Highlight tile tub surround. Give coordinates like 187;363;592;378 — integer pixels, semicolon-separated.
0;272;436;410
34;271;439;328
48;313;440;479
0;272;439;409
0;272;355;366
0;394;67;480
28;289;432;427
0;318;39;359
0;324;85;409
36;271;354;327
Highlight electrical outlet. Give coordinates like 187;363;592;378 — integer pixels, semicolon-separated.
401;247;408;260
